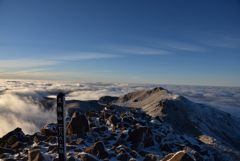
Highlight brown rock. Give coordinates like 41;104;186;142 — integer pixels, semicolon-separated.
130;150;138;158
143;154;158;161
85;141;109;159
120;113;127;118
120;127;127;133
109;146;116;151
41;128;56;137
0;128;23;145
129;159;137;161
34;135;47;143
32;152;44;161
29;146;40;151
67;111;89;135
28;149;40;161
44;136;56;143
116;148;127;154
117;153;130;161
108;115;121;125
74;153;97;161
11;141;23;149
127;125;154;148
162;151;194;161
7;135;18;145
76;138;87;146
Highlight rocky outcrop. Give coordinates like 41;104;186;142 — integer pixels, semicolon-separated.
0;128;25;148
127;125;154;149
66;111;89;135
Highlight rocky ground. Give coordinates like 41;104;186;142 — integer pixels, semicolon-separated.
1;87;240;161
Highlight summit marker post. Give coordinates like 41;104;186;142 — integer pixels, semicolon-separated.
57;93;66;161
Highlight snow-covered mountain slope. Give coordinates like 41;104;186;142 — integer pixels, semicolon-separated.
105;87;240;151
1;87;240;161
1;103;240;161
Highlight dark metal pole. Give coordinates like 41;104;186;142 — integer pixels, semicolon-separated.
57;93;66;161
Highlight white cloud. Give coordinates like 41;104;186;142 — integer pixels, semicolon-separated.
55;52;120;60
0;90;56;137
0;52;119;69
0;59;60;68
0;80;240;137
102;44;170;55
161;85;240;117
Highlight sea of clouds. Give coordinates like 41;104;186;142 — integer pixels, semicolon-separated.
0;79;240;137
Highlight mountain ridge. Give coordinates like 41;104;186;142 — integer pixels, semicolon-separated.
101;87;240;151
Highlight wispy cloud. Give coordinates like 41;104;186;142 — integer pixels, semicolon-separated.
204;35;240;49
0;69;114;80
55;52;120;60
191;31;240;49
102;44;170;55
157;40;206;52
0;52;119;68
15;69;47;74
0;59;60;68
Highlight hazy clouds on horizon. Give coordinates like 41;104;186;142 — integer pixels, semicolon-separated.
0;79;240;137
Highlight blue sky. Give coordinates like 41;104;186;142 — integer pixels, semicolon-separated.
0;0;240;86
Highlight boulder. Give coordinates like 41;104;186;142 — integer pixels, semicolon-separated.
0;128;24;145
116;148;127;154
33;153;44;161
127;125;154;149
162;153;174;161
40;128;57;137
74;153;97;161
162;151;194;161
161;143;173;153
143;154;158;161
66;111;89;135
122;116;133;124
85;141;109;159
117;153;130;161
130;150;138;158
28;149;41;161
76;138;87;146
108;115;121;125
34;135;47;143
7;135;18;145
11;141;23;149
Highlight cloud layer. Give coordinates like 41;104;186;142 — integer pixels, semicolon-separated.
0;79;240;137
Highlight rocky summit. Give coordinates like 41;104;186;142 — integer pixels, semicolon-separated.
0;87;240;161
